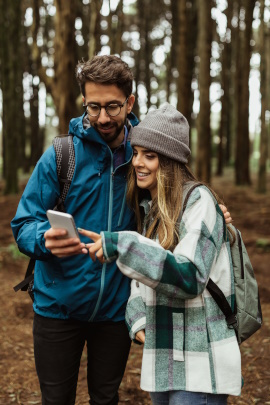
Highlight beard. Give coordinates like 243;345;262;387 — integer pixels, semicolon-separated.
93;117;126;147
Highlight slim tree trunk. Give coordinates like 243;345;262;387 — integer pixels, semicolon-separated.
115;0;124;56
0;0;23;193
177;1;197;129
137;0;151;110
166;0;178;101
53;0;79;133
235;1;256;185
31;0;80;134
257;0;268;193
177;0;190;119
229;0;240;166
195;0;212;183
88;0;102;59
217;2;233;175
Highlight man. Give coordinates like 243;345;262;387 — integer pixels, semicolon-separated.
11;55;138;405
11;55;231;405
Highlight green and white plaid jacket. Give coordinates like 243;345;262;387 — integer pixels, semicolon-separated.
101;185;241;395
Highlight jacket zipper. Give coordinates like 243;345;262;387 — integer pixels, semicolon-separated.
89;151;114;322
117;182;128;227
115;153;133;228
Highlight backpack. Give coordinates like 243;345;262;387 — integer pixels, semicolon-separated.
181;182;263;345
13;135;75;301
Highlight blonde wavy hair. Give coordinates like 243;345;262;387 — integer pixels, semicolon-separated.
127;154;233;252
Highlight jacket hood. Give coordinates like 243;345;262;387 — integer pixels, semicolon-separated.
69;113;103;145
68;112;140;145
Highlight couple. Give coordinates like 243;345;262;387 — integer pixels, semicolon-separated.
12;55;241;405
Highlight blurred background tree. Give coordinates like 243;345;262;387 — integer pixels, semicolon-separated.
0;0;269;194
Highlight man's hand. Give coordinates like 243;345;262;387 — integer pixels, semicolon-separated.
135;330;145;344
44;228;87;257
219;204;232;225
78;229;106;264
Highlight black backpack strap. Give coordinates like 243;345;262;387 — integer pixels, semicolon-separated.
13;257;35;292
207;278;238;330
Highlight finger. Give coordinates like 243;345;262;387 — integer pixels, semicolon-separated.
44;228;67;239
219;204;226;214
78;228;101;242
45;237;81;250
88;243;98;261
225;217;232;225
96;247;105;263
50;244;85;257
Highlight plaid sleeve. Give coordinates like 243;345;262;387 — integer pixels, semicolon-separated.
101;187;224;300
125;279;146;342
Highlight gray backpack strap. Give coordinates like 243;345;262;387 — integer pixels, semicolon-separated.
53;135;75;212
178;181;203;223
179;182;238;330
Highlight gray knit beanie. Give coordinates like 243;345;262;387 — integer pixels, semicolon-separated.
131;103;191;164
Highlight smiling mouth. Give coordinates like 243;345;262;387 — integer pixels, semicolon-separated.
98;126;114;133
136;172;150;178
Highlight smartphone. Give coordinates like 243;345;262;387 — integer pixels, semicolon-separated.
46;210;80;239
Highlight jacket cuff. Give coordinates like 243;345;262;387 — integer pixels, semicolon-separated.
101;231;118;262
129;316;146;341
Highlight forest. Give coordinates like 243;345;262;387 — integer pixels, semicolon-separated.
0;0;270;404
0;0;269;193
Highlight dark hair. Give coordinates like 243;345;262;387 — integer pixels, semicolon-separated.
75;55;134;97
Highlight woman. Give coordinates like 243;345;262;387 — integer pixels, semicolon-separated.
79;103;241;404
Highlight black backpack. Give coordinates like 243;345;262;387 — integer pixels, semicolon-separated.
13;135;75;301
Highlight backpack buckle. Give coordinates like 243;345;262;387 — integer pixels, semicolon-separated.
226;314;238;330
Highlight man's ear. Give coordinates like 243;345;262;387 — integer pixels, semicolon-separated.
82;96;85;105
127;94;135;114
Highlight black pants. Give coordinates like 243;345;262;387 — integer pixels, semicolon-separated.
33;313;131;405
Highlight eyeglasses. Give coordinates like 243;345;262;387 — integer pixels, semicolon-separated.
83;97;129;117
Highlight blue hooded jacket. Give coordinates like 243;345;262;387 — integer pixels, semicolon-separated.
11;112;139;322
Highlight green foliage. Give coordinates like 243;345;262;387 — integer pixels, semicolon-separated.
256;239;270;252
2;244;28;261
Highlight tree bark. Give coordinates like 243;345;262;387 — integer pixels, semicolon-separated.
0;0;23;193
88;0;102;59
235;1;256;185
257;0;268;193
217;2;233;175
53;0;79;133
195;0;212;183
229;1;240;167
177;0;190;118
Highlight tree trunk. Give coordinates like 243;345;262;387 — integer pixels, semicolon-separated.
53;0;79;133
88;0;102;59
235;1;256;185
229;0;240;166
217;2;233;175
177;0;190;118
30;83;44;167
257;0;268;193
115;0;124;56
31;0;80;134
195;0;212;183
166;0;178;101
0;0;23;193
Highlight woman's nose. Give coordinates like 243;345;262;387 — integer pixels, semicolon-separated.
132;155;143;167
